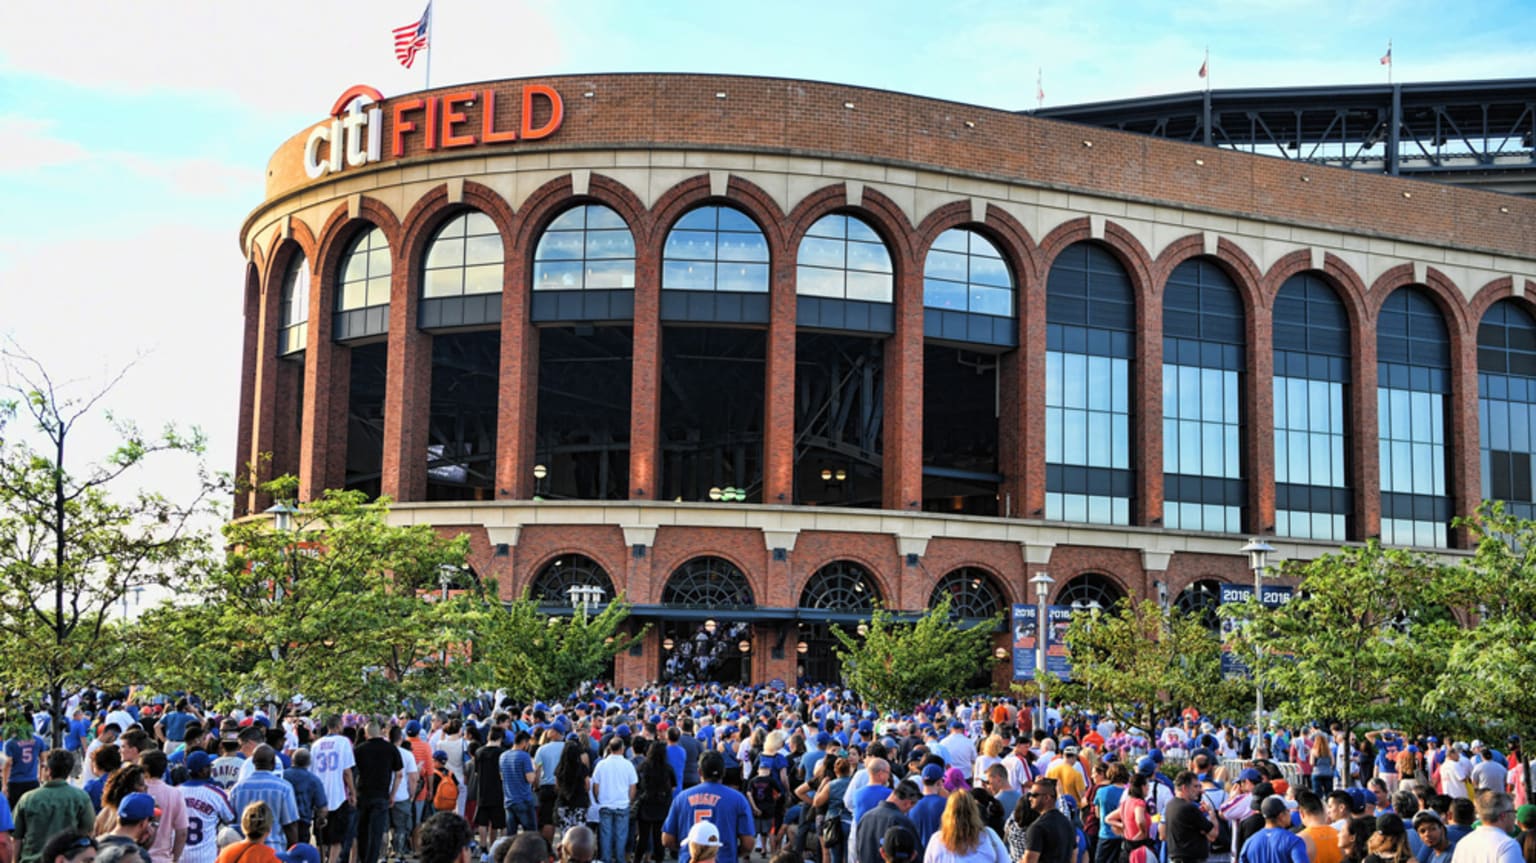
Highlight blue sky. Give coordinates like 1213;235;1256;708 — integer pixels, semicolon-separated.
2;0;1535;504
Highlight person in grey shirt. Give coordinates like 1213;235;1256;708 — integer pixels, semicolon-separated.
532;730;566;842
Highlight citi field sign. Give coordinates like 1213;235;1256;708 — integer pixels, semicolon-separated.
303;83;565;179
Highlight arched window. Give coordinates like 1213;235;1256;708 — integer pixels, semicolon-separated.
1058;573;1125;613
663;206;769;293
1378;287;1451;548
1175;579;1223;630
1045;243;1134;525
337;226;392;311
797;214;893;302
279;254;309;356
929;568;1005;620
527;555;616;606
423;211;503;298
923;229;1012;316
1162;259;1245;533
799;562;881;611
532;204;635;291
1479;300;1536;520
661;557;755;609
1273;273;1351;541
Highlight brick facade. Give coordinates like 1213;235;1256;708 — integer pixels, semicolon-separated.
237;73;1536;687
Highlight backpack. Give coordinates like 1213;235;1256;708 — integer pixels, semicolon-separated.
748;775;778;811
1203;791;1232;853
433;767;458;811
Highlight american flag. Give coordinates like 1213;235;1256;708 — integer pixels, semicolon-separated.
393;3;431;69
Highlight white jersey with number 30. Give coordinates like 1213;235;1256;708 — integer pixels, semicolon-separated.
311;734;356;809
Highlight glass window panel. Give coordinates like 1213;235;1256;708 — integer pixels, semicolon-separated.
1088;356;1112;411
931;229;968;254
1202;422;1225;477
1088;413;1111;466
1046;352;1062;404
663;261;715;291
1045;493;1062;521
1045;407;1063;462
340;281;365;311
1164;418;1179;473
719;232;769;263
1063;354;1087;409
424;268;462;298
1201;368;1225;422
796;266;844;298
1180;420;1201;475
366;276;391;307
717;263;769;293
845;218;881;244
674;208;716;230
533;261;582;290
1163;365;1178;417
1289;433;1310;484
969;254;1011;288
1378;388;1392;439
547;208;586;231
462;264;501;295
1276;431;1290;482
587;230;634;260
1491;401;1510;450
1087;496;1110;524
1112;497;1130;525
427;237;465;269
1330;383;1345;430
1063;410;1088;463
1225;426;1241;478
367;247;391;278
1225;371;1240;424
845;269;893;302
1177;365;1200;418
1112;415;1130;469
846;241;892;273
463;211;497;236
666;230;717;261
534;232;581;261
1310;380;1332;433
1330;435;1345;487
584;206;627;230
1111;359;1129;413
925;279;966;310
1287;378;1308;429
715;207;758;233
970;287;1012;317
798;237;845;269
1391;389;1412;440
342;256;368;288
462;234;502;267
1064;493;1088;522
925;249;967;281
1390;440;1411;491
586;259;635;290
1409;391;1432;439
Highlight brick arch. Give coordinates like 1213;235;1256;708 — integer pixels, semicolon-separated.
1151;234;1265;317
925;561;1017;610
1261;250;1370;330
516;547;627;602
1037;218;1156;302
1048;568;1134;608
647;174;789;253
263;237;312;299
1366;264;1471;338
1468;276;1536;324
513;172;652;255
913;200;1042;297
399;181;518;276
792;554;895;610
262;217;318;280
315;196;405;291
655;551;764;608
785;184;918;269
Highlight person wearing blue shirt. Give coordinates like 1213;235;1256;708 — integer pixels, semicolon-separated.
5;729;49;806
663;752;755;863
157;701;196;751
498;732;536;834
1094;764;1127;863
1238;798;1308;863
667;728;687;794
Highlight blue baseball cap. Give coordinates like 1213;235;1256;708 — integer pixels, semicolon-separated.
1238;768;1265;783
406;720;421;736
186;751;214;775
921;764;945;784
278;845;321;863
1138;757;1159;775
119;792;160;822
815;732;833;748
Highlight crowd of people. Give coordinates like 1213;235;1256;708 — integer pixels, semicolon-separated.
0;686;1530;863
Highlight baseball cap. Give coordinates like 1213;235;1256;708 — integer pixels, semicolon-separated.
119;792;162;822
815;732;833;748
1376;814;1406;837
1238;767;1264;783
1517;805;1536;829
406;720;421;736
1412;810;1444;829
1260;796;1289;820
686;821;722;848
950;720;966;730
186;751;214;775
921;764;945;784
1137;757;1158;776
278;845;322;863
433;750;448;762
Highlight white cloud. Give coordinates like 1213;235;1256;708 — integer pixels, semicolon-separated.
0;117;91;171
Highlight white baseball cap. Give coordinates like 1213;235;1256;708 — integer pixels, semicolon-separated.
687;821;722;848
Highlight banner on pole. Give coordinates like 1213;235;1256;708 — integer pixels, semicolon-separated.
1046;605;1075;680
1219;584;1294;676
1010;604;1038;680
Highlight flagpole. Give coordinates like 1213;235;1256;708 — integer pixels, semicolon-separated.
1204;47;1211;93
424;1;433;90
1037;67;1044;110
1386;38;1392;86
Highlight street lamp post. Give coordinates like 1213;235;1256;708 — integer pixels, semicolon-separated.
567;583;604;619
1240;537;1276;737
1030;571;1054;732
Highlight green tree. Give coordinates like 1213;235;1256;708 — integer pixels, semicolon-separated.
0;351;216;747
1427;502;1536;794
450;590;643;702
1226;540;1456;767
162;479;470;713
1054;599;1225;735
833;597;1000;712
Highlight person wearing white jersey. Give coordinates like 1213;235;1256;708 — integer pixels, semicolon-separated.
311;715;357;863
178;752;235;863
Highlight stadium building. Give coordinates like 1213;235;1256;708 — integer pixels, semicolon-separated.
237;74;1536;687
